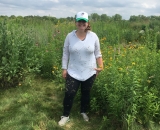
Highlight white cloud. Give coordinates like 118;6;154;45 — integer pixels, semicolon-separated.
0;0;159;19
142;3;156;9
48;0;59;3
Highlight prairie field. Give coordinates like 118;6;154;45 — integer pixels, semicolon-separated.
0;15;160;130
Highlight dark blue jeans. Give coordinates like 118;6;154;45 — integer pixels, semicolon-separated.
63;74;96;117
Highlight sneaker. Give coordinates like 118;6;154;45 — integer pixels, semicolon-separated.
81;113;89;121
58;116;69;126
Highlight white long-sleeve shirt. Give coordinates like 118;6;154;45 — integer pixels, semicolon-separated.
62;30;102;81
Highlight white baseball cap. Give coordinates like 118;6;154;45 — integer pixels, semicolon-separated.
76;11;88;22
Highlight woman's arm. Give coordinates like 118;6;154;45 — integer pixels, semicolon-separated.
95;57;103;76
94;35;103;76
96;57;103;69
62;34;69;78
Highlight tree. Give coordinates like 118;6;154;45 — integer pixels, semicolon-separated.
112;14;122;21
90;13;100;21
100;14;110;21
66;17;74;21
10;15;16;19
129;15;138;22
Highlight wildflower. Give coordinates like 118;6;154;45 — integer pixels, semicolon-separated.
108;51;111;54
19;83;21;86
108;46;112;49
132;62;136;65
108;63;111;66
129;47;132;49
52;71;54;74
53;66;58;69
138;46;144;49
149;75;154;79
118;67;123;71
139;30;144;34
138;79;141;82
100;37;107;42
147;80;151;83
105;66;109;69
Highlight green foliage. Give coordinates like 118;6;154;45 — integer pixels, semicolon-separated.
0;15;160;130
112;14;122;21
123;29;137;43
157;33;160;49
0;20;40;88
91;44;160;129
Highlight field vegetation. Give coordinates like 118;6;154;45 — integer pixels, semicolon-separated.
0;14;160;130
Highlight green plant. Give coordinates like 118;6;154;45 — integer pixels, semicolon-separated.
0;20;40;88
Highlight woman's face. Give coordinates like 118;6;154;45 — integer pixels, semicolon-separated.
76;20;88;31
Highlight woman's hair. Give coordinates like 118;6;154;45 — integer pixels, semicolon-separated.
85;22;91;31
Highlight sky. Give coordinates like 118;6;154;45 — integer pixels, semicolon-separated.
0;0;159;20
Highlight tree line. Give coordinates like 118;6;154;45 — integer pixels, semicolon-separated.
0;13;160;23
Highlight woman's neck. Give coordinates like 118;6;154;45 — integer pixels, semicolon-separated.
76;30;87;41
76;30;87;36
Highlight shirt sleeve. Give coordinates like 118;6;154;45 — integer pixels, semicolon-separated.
62;34;70;69
94;35;102;58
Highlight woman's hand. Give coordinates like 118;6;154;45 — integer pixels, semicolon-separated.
62;69;67;79
95;67;103;77
96;57;103;77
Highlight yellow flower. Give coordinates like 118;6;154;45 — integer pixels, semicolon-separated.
132;62;136;65
53;66;58;69
105;66;109;69
108;51;111;54
103;37;106;40
138;46;144;49
118;67;123;71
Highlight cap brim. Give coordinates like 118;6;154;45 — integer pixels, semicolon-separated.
76;18;88;22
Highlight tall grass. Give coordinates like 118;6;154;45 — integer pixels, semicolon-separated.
0;17;160;129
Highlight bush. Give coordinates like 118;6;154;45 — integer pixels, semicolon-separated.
0;20;40;88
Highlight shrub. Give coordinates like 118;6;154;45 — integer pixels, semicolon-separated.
0;20;40;88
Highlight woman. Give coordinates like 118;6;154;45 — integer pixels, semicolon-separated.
58;11;103;126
